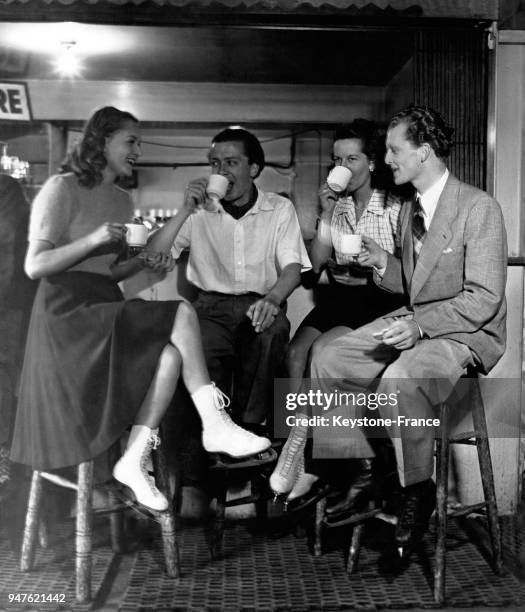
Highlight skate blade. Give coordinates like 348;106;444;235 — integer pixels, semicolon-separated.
112;482;170;520
209;447;277;470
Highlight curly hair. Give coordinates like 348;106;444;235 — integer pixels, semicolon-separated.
210;127;265;178
333;119;390;189
388;105;454;160
60;106;138;188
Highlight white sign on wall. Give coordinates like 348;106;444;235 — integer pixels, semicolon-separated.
0;82;31;120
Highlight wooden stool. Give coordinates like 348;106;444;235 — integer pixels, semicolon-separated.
208;448;277;559
20;440;179;603
434;373;503;604
314;497;395;573
314;373;503;605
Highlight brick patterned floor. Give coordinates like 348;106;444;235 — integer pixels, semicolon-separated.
1;480;524;611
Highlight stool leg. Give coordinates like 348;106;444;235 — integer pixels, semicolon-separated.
314;498;326;557
20;471;43;572
173;463;183;515
107;488;125;553
76;461;93;603
252;474;268;521
38;515;49;549
211;475;227;560
347;522;365;575
471;388;503;575
106;440;126;554
434;403;450;605
153;446;179;578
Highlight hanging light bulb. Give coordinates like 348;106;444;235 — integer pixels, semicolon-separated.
54;41;82;77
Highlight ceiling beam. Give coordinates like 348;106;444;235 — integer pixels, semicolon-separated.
0;3;491;29
25;79;386;124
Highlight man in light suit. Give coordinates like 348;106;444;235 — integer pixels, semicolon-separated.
310;105;507;556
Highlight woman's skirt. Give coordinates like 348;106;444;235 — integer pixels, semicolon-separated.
298;279;406;334
10;271;180;470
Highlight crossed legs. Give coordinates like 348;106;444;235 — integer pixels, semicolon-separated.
114;302;271;511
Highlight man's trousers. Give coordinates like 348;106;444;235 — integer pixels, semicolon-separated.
310;315;474;487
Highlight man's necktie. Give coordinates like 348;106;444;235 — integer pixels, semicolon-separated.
412;196;426;262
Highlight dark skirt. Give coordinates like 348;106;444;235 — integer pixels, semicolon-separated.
10;272;180;470
298;279;406;334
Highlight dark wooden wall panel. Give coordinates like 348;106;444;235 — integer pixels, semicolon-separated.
413;29;488;189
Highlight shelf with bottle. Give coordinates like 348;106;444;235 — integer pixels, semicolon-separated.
0;142;30;180
133;208;178;231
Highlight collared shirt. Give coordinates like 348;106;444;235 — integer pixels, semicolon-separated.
221;185;258;220
416;168;449;231
172;190;311;295
331;189;402;265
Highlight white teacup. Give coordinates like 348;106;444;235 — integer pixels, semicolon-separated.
125;223;148;248
340;234;362;257
206;174;229;202
327;166;352;193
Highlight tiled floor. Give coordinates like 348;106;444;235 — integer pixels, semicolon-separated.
1;472;525;611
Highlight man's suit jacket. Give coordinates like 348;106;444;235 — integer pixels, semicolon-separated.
379;174;507;374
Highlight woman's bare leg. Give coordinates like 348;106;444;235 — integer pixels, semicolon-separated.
168;301;270;456
286;325;321;382
169;301;210;394
132;301;206;429
269;326;320;496
271;326;354;499
134;343;182;428
115;301;270;511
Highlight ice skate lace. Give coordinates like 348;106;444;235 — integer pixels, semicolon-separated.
140;434;163;494
211;383;256;436
277;426;306;477
211;382;231;410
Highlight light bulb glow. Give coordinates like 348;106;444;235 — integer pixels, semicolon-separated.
54;42;82;77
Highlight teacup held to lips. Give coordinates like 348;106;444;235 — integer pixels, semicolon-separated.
206;174;229;202
327;166;352;193
340;234;362;256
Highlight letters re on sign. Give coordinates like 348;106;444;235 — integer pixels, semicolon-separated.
0;82;31;120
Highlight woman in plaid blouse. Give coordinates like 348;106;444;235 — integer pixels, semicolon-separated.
271;120;410;515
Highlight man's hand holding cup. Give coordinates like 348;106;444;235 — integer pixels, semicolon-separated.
183;178;207;215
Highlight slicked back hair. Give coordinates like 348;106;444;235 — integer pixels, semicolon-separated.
388;104;454;160
211;127;265;178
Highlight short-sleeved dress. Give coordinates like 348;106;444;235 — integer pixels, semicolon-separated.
10;173;180;470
